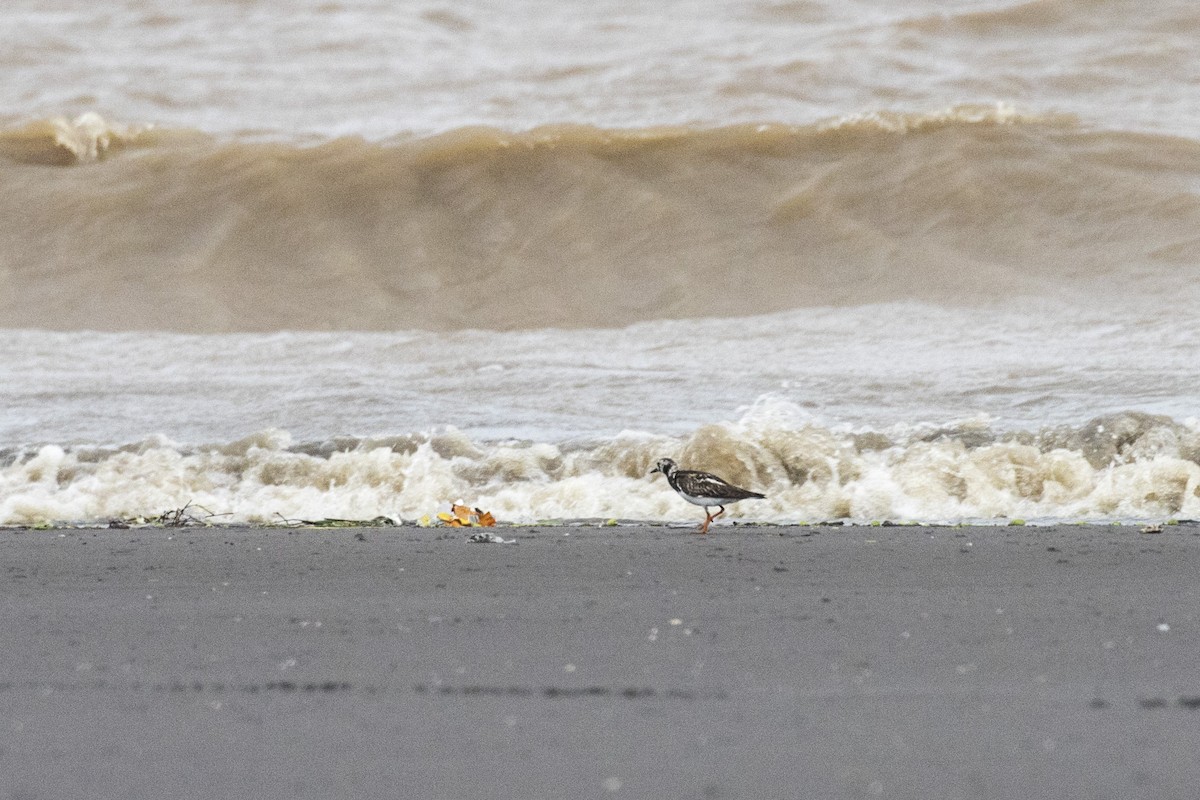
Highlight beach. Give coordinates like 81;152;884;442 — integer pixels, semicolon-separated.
3;523;1199;799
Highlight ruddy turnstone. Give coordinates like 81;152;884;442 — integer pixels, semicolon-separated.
650;457;765;534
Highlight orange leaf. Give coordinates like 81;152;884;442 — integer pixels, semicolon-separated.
476;510;496;527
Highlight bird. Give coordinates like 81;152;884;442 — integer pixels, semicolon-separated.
650;457;765;534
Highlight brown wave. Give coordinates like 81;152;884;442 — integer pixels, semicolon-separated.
0;113;166;166
900;0;1200;35
2;107;1199;332
900;0;1079;34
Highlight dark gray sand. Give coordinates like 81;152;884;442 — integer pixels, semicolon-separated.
3;523;1200;800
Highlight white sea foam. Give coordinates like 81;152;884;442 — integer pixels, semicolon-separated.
3;403;1198;526
4;1;1198;138
2;302;1196;446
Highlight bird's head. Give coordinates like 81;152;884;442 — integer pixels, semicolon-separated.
650;458;677;477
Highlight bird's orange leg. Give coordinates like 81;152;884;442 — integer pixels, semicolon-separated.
693;506;725;535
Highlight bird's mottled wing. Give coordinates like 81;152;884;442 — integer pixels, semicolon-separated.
675;470;763;500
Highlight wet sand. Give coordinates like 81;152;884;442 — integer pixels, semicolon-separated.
2;523;1200;799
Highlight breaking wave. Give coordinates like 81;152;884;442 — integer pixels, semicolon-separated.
4;405;1199;526
2;107;1199;331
